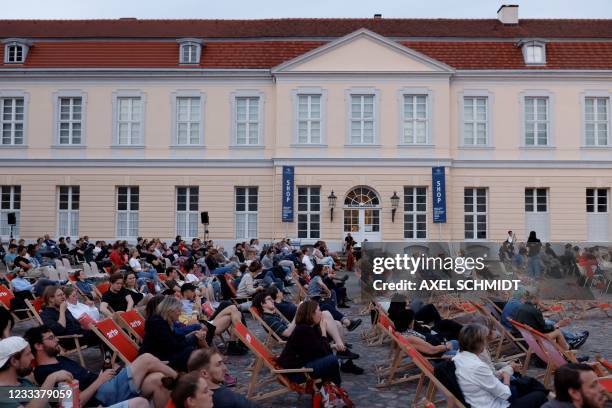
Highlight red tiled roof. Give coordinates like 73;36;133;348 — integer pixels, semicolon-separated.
2;40;612;70
1;18;612;39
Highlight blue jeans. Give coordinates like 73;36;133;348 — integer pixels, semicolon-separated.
544;318;578;341
443;340;459;356
212;265;238;276
527;255;542;278
137;267;159;284
289;354;341;385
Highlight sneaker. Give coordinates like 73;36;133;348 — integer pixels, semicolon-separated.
576;355;590;363
224;373;237;387
340;360;364;375
336;349;360;360
568;331;589;350
345;343;353;349
347;319;362;332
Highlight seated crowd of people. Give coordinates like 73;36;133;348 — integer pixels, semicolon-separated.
0;235;367;407
0;233;609;407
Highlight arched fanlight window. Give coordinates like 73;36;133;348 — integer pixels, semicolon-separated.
344;186;380;207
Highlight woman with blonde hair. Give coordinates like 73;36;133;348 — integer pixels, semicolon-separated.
139;297;208;371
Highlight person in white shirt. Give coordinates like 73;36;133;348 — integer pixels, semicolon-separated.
301;249;315;273
63;286;101;323
129;248;159;288
453;324;547;408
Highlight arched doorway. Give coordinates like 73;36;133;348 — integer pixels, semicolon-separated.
343;186;381;242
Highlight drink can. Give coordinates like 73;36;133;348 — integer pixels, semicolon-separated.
59;380;80;408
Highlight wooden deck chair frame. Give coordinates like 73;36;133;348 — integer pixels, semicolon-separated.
24;298;88;366
374;322;423;388
508;318;559;387
0;284;36;323
231;321;317;402
249;306;286;348
115;309;146;343
290;272;307;303
390;331;466;408
470;300;527;361
365;302;395;347
91;318;140;365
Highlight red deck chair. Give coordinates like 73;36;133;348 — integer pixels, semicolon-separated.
392;331;466;408
508;318;559;386
0;284;34;323
231;320;316;402
96;281;110;295
116;309;146;343
91;318;140;364
599;376;612;394
249;306;286;347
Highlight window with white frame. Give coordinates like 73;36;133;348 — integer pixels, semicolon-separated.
585;97;609;146
297;187;320;239
57;97;83;145
235;187;258;239
58;186;79;237
0;186;20;237
463;97;488;146
464;188;487;239
524;45;545;64
402;95;428;144
116;186;139;238
176;187;199;238
180;43;199;64
524;97;549;146
586;188;608;213
235;97;260;145
525;188;547;212
4;43;27;64
404;187;427;239
116;97;142;145
175;97;201;145
297;95;321;144
1;97;24;145
349;95;375;144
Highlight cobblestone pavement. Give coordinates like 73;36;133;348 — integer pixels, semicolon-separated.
11;271;612;408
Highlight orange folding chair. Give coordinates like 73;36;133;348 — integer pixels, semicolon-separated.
91;318;140;364
231;321;316;402
116;309;146;343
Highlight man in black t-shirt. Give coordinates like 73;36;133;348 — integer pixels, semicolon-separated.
25;325;177;408
100;272;133;318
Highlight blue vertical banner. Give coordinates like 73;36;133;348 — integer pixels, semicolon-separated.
432;166;447;223
282;166;294;222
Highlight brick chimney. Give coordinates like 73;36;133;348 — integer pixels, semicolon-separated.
373;14;382;19
497;5;518;25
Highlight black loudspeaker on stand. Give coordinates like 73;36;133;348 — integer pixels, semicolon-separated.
200;212;209;240
200;212;209;225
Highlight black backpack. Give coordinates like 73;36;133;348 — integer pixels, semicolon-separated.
433;359;470;407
